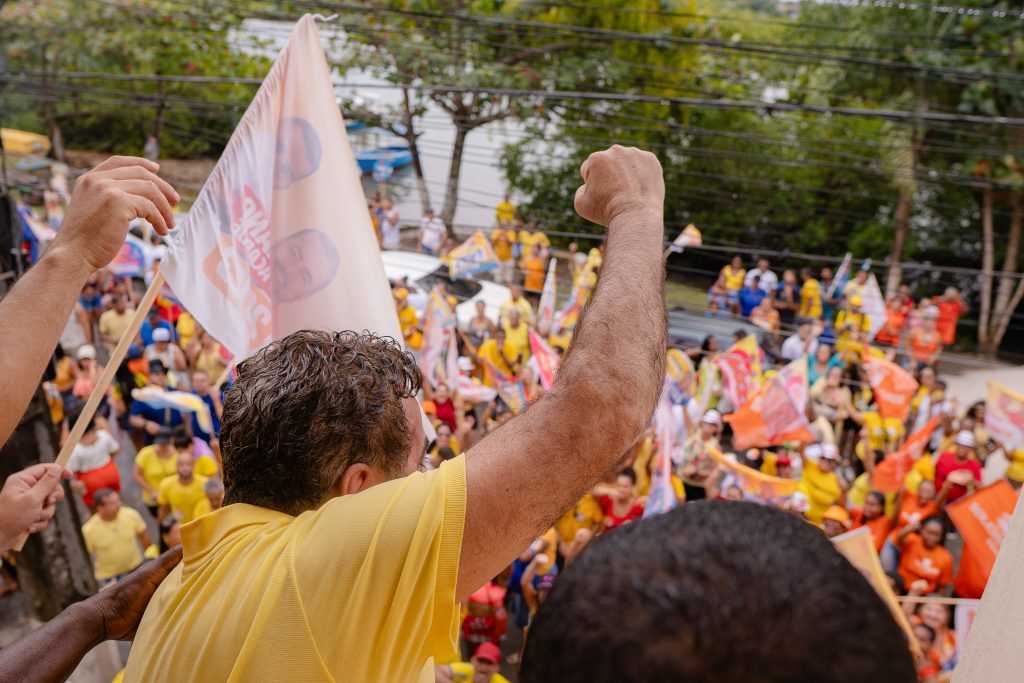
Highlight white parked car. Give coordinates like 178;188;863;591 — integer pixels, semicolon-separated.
381;250;510;328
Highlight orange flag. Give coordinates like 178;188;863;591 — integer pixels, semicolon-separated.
725;356;814;450
707;448;798;501
862;355;918;421
872;416;940;494
947;480;1018;599
714;335;764;409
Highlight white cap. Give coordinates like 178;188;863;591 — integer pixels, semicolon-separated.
457;356;474;372
955;430;976;449
820;443;840;461
152;328;171;343
76;344;96;360
702;409;723;426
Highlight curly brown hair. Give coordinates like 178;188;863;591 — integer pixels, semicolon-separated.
221;330;421;515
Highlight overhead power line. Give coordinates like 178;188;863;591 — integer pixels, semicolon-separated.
10;70;1024;127
285;1;1024;85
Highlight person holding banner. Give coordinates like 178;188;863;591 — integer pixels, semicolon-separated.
0;155;184;682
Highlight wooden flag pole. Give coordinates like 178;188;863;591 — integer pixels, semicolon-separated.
54;271;166;469
13;271;166;552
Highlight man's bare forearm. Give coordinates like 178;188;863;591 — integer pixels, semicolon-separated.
459;191;665;598
0;245;92;445
0;600;103;683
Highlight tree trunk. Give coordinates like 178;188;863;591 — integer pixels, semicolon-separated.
978;185;995;354
989;192;1024;351
39;45;65;163
0;389;96;620
885;134;919;298
886;187;912;299
401;88;431;215
440;123;470;235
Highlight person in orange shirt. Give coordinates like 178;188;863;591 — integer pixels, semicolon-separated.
849;491;892;552
879;478;955;574
896;516;954;596
935;287;966;346
874;295;908;347
908;307;943;368
521;245;546;293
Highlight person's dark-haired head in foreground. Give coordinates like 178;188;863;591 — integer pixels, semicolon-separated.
521;501;916;683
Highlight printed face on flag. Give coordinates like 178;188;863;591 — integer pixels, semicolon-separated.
163;16;402;360
274;117;322;188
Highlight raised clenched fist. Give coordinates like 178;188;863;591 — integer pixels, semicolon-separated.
51;156;180;273
573;145;664;228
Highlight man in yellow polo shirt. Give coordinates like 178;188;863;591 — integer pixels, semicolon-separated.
124;145;668;683
518;220;550;261
490;224;518;285
156;451;207;524
499;285;534;327
502;309;530;366
82;489;152;584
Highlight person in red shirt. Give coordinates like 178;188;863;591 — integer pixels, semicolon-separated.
897;516;954;595
935;287;967;347
934;430;982;504
849;491;892;552
594;469;645;531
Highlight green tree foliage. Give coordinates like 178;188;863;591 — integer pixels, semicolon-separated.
0;0;271;159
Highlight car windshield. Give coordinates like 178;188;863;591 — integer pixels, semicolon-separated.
415;268;483;301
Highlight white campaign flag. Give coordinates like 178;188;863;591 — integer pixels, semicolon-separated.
862;273;887;341
161;15;401;361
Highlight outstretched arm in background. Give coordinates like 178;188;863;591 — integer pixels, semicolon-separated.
457;146;667;598
0;156;178;447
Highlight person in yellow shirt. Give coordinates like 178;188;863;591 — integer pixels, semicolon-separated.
518;221;551;261
490;225;518;285
438;642;510;683
521;245;546;293
97;294;135;352
554;493;604;546
394;287;423;350
82;489;152;584
134;431;218;518
123;148;669;683
192;477;225;519
799;267;823;320
797;443;846;525
133;431;179;517
477;329;515;386
175;310;197;352
499;285;535;327
720;255;745;299
502;310;531;366
156;452;208;524
495;193;516;225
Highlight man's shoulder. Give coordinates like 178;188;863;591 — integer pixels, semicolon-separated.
120;507;144;525
82;514;101;533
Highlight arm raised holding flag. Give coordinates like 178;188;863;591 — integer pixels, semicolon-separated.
0;156;178;446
